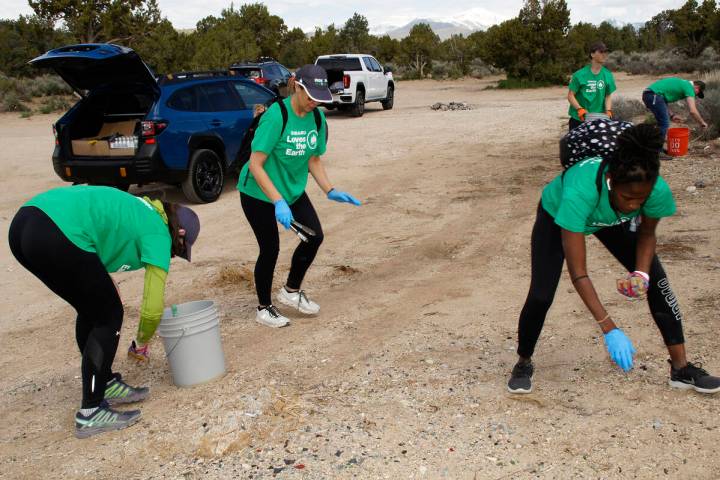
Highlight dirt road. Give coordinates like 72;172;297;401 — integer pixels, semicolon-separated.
1;75;719;479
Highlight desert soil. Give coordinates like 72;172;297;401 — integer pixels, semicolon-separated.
1;74;719;479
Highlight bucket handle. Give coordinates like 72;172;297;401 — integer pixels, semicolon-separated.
164;327;187;358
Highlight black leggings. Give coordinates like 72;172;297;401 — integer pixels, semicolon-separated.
241;192;324;306
8;207;123;408
517;203;684;358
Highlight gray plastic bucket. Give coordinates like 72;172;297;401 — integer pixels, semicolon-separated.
584;112;610;122
158;300;225;387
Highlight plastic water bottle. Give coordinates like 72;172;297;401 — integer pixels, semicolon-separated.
171;304;178;317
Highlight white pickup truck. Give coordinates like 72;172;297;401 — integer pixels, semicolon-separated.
315;54;395;117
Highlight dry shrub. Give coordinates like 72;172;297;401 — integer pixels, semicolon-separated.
607;47;720;76
212;264;254;289
611;96;647;122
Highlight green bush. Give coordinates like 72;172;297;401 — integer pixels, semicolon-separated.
0;91;30;112
697;70;720;139
495;77;554;89
607;47;720;75
27;75;72;97
39;95;71;114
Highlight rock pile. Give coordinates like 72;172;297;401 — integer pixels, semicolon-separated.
431;102;472;111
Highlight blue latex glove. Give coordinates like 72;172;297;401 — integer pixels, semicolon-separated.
327;188;361;206
274;199;293;229
603;328;636;372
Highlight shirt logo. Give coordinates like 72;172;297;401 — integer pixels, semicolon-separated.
307;130;319;150
117;264;131;272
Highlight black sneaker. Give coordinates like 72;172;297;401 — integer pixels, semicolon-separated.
75;401;141;439
669;361;720;394
507;361;534;394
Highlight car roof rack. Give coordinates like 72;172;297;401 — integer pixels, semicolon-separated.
158;70;237;85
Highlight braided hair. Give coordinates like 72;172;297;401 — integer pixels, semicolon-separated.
608;123;663;185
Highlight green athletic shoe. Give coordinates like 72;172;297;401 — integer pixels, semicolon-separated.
104;374;149;405
75;401;141;439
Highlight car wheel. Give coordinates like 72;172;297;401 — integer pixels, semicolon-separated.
350;90;365;117
182;148;224;203
382;86;394;110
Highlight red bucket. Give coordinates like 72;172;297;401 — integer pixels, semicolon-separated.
667;127;689;157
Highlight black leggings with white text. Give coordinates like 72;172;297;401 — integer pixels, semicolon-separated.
517;203;684;359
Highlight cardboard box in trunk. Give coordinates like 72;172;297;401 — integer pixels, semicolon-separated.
71;120;137;157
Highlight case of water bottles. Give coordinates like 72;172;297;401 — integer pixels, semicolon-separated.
109;136;138;149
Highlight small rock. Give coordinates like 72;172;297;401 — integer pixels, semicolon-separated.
653;420;662;429
694;180;706;188
686;186;697;193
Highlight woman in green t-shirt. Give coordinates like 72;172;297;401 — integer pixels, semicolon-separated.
507;124;720;395
8;186;200;438
238;65;361;328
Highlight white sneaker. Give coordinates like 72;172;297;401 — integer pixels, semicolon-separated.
277;288;320;315
255;305;290;328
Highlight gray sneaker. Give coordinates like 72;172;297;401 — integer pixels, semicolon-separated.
507;361;534;394
75;401;141;439
104;374;149;405
669;361;720;394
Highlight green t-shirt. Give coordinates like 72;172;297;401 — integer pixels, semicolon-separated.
238;97;327;204
25;186;172;272
541;157;676;235
568;65;617;120
648;77;695;103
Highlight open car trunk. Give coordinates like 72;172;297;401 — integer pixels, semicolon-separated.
317;57;362;92
67;89;154;157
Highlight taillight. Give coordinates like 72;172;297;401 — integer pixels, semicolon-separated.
343;74;350;89
52;124;59;145
141;120;168;137
254;77;268;85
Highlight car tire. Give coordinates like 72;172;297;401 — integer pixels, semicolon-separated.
381;86;394;110
181;148;224;203
350;90;365;117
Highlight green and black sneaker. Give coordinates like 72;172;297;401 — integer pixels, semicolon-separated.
75;401;141;439
104;374;149;405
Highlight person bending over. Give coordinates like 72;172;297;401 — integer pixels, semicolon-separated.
507;124;720;395
8;186;200;437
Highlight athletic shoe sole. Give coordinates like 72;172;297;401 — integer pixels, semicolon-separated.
75;414;141;439
255;317;290;328
669;379;720;394
105;389;150;406
507;385;533;394
276;293;319;315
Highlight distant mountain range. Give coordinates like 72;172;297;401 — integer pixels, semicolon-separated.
369;17;647;40
374;18;488;40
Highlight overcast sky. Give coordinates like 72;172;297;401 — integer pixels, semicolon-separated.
4;0;688;32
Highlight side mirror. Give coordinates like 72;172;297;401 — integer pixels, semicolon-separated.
384;66;393;73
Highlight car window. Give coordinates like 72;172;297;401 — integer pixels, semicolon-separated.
199;82;242;111
317;57;362;71
231;81;275;109
362;57;374;71
369;57;382;72
234;67;261;80
265;64;284;78
167;87;197;111
279;65;291;78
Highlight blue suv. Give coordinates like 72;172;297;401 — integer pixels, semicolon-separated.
31;44;277;203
